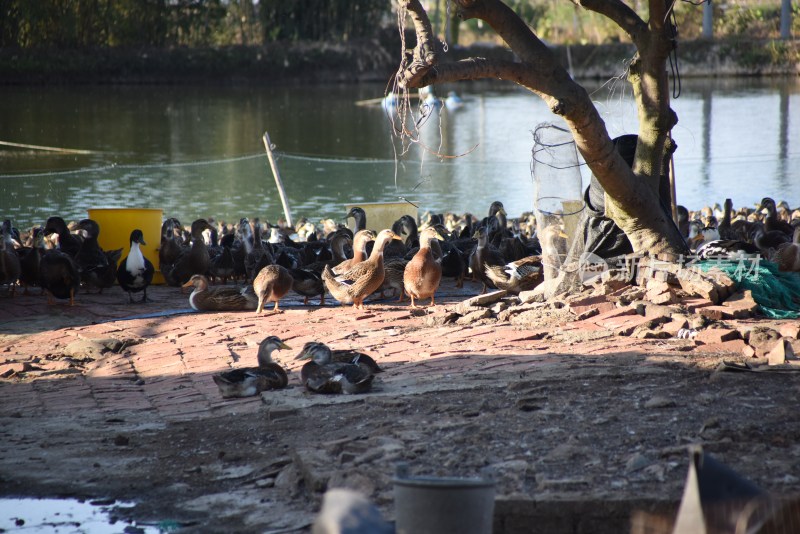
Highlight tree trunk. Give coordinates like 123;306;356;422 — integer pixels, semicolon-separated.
395;0;689;258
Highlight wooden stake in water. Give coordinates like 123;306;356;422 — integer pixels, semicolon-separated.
262;131;293;229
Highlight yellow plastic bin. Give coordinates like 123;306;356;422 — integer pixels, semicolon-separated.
345;201;418;232
87;208;164;285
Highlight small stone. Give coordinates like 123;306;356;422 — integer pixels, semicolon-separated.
778;321;800;339
767;338;796;365
625;452;652;472
0;362;30;377
661;319;688;336
423;311;460;327
455;308;493;324
644;396;676;409
694;328;741;345
748;327;782;357
460;290;507;309
575;308;599;321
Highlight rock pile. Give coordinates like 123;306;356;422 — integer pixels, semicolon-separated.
425;257;800;367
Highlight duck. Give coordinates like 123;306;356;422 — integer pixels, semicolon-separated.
419;86;442;112
295;341;375;394
774;226;800;272
676;205;690;238
240;218;273;283
17;227;44;294
332;229;375;275
158;218;183;274
382;92;399;114
484;255;543;294
537;223;569;281
1;220;21;295
208;232;236;284
182;274;258;311
346;207;368;233
297;341;383;375
716;199;737;240
117;229;154;303
289;267;326;306
39;248;80;306
695;239;760;261
380;257;408;301
403;226;445;307
433;236;467;288
751;223;791;261
252;264;294;314
760;197;795;236
468;225;506;293
74;219;119;293
688;225;721;253
444;91;464;110
164;219;213;287
322;229;402;309
43;216;82;258
212;335;291;398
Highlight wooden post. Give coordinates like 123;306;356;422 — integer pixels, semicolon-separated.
262;131;293;229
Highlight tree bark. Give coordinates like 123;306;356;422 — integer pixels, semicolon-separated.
395;0;689;258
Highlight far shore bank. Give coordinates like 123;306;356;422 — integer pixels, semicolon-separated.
1;38;798;85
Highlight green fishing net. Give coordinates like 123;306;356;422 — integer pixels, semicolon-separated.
697;260;800;319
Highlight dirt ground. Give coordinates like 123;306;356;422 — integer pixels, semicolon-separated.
1;279;799;533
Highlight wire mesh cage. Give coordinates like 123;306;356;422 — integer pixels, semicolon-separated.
531;123;585;283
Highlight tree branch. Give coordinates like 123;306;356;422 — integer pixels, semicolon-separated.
454;0;552;63
575;0;648;44
396;0;439;89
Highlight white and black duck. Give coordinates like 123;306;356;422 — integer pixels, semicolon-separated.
116;229;155;303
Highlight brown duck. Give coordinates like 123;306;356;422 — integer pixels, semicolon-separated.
295;341;375;394
322;229;402;309
212;336;291;398
183;274;258;311
253;264;294;314
403;226;445;307
332;229;375;275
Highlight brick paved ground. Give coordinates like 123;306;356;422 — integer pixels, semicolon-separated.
3;279;797;532
0;279;669;423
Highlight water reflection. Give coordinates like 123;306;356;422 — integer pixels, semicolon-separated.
0;77;798;229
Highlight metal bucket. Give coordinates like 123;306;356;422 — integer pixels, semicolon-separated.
393;476;495;534
86;208;164;284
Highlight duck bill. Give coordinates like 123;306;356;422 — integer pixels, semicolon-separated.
181;279;195;289
294;351;311;361
278;341;292;350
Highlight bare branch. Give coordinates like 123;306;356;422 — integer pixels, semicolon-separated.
454;0;552;63
576;0;648;43
402;57;553;98
396;0;439;89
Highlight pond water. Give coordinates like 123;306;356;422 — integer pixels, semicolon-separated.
0;76;798;229
0;497;172;532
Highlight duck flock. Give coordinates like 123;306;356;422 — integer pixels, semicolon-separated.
2;197;800;312
683;197;800;271
0;201;547;312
